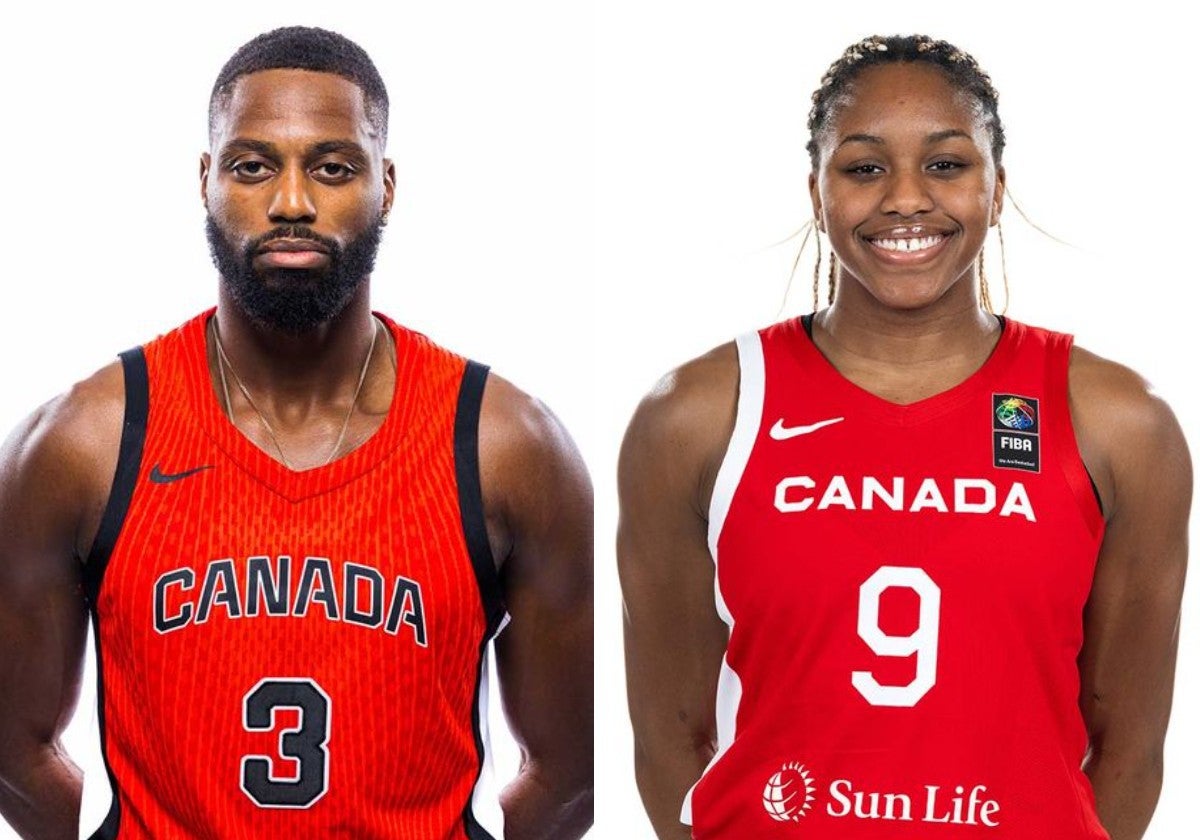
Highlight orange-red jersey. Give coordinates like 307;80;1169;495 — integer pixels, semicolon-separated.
79;309;507;839
684;315;1108;838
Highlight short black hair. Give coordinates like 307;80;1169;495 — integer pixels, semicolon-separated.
806;35;1004;169
209;26;388;145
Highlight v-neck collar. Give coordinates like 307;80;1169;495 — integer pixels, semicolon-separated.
179;308;418;502
787;314;1024;427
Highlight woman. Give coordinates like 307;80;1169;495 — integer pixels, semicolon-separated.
618;35;1190;840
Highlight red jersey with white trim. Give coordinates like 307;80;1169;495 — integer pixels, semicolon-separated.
684;316;1108;839
80;310;507;840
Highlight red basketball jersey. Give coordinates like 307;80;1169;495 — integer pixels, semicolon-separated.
684;316;1108;839
80;310;507;839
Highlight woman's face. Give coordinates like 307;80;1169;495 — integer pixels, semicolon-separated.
810;62;1004;312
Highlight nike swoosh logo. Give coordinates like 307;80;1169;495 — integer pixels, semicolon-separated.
149;463;214;484
769;417;845;440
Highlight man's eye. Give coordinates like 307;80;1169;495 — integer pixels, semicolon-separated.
231;160;271;178
315;162;355;179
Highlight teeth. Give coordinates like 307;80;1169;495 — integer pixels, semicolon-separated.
871;235;945;253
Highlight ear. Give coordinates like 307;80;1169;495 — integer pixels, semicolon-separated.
990;165;1006;226
809;171;824;231
382;158;396;218
200;152;212;208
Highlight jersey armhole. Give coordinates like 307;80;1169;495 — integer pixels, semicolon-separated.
707;332;766;564
683;334;762;826
707;332;765;628
82;347;150;606
80;346;148;840
454;359;507;840
1045;335;1105;541
454;360;507;636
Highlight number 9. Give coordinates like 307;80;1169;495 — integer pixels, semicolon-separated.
851;566;941;708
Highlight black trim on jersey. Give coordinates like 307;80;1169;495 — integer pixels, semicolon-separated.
454;360;506;635
461;635;500;840
454;360;504;840
801;312;814;338
83;347;149;840
85;610;120;840
1088;473;1104;516
83;347;149;602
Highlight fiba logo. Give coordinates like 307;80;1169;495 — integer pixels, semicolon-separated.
762;761;817;823
994;397;1036;431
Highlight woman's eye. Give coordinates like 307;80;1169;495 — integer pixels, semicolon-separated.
847;164;884;176
928;160;965;173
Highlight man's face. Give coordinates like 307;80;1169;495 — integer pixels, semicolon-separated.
201;69;395;332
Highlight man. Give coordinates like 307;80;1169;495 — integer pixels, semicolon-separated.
0;26;592;839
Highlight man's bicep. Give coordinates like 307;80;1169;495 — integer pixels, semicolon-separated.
491;455;593;767
0;367;122;760
0;400;100;832
480;375;593;781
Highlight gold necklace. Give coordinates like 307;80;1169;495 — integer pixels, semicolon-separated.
209;316;382;469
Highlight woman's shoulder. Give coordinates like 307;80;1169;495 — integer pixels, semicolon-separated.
619;341;742;511
1067;342;1190;516
624;341;740;452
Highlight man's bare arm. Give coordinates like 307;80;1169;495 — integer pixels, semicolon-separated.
0;363;123;839
1071;348;1191;840
617;346;737;839
480;375;593;840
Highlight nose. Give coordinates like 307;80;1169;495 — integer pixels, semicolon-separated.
880;168;934;217
267;165;317;224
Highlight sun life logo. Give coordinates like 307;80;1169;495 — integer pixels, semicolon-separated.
762;761;817;823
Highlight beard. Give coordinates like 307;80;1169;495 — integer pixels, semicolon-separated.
205;214;384;333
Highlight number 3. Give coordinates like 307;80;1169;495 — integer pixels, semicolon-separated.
851;566;941;708
240;678;331;808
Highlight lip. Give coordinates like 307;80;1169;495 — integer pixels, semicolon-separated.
257;238;330;254
861;225;956;265
861;223;954;240
254;238;331;270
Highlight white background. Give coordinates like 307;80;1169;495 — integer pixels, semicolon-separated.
593;2;1198;839
1;1;1196;839
0;1;591;837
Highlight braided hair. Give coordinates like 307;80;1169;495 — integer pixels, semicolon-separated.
806;35;1004;170
804;35;1007;311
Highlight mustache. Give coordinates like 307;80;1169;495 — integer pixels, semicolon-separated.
247;226;340;255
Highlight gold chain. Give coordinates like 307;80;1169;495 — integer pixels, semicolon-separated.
209;315;382;469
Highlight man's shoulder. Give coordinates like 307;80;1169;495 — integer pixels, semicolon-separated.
477;372;578;468
9;360;126;469
0;359;127;556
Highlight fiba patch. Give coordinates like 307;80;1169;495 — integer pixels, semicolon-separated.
992;394;1040;473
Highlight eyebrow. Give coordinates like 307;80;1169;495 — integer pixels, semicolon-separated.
219;138;369;159
220;138;277;157
836;129;974;150
310;140;369;159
